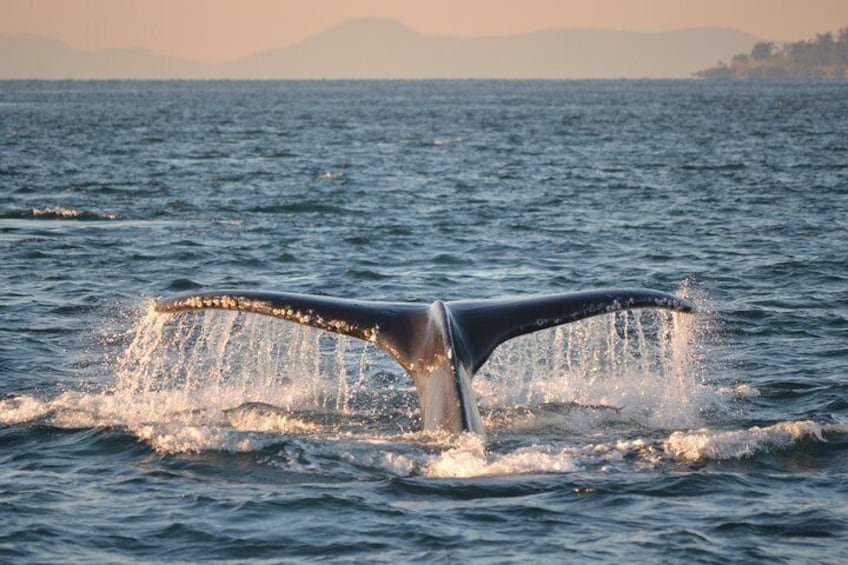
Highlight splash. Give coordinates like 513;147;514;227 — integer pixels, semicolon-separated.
476;287;715;430
103;302;390;426
1;287;726;466
103;291;710;438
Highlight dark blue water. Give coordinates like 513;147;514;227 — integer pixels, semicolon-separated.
1;80;847;563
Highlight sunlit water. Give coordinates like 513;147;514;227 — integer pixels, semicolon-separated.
1;80;846;562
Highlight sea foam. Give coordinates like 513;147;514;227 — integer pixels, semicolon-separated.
665;420;848;462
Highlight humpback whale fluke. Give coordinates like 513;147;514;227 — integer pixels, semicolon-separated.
155;289;695;436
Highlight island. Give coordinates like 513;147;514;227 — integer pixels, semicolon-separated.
695;27;848;79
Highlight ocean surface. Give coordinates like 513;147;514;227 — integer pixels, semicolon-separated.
0;80;846;563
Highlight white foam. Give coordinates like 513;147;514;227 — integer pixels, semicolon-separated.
226;404;322;435
317;171;345;181
665;420;848;462
9;383;844;476
31;207;119;220
32;206;84;217
419;435;671;478
0;395;51;425
425;443;581;478
378;451;419;476
130;424;280;454
718;383;761;399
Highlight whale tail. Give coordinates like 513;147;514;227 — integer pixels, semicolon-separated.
155;289;695;436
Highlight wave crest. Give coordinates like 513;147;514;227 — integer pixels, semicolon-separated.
2;207;123;220
665;420;848;462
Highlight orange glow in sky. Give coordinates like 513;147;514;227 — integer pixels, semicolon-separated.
2;0;847;63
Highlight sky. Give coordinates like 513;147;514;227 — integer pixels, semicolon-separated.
3;0;847;64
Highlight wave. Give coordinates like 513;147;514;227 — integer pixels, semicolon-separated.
408;420;848;477
3;387;844;477
0;207;122;221
316;170;346;181
433;136;463;146
665;420;848;462
248;202;348;215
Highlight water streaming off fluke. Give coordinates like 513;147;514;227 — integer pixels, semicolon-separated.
91;290;716;447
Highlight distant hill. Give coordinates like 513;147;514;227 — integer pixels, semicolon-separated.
0;34;206;79
1;18;758;79
696;27;848;79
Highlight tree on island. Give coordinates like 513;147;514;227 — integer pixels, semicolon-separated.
695;27;848;79
750;42;774;61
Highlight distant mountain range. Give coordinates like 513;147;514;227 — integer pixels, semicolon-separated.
0;18;759;79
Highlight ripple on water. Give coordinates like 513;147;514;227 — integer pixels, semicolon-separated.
2;80;848;562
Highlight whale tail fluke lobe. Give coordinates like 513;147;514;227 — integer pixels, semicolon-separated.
155;288;694;435
445;289;695;374
155;290;432;372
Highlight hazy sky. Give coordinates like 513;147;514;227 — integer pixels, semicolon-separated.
3;0;847;63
